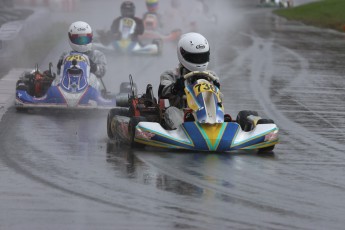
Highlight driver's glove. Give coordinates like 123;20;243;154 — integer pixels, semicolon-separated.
89;60;98;74
213;80;220;89
171;77;184;96
57;59;63;75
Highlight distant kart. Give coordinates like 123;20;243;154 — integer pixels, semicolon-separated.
107;72;279;153
139;13;181;44
94;17;162;56
257;0;293;8
139;28;181;45
15;52;116;111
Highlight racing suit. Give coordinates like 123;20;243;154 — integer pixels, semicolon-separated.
159;65;188;108
110;16;144;42
158;65;220;129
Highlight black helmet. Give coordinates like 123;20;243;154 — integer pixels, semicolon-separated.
121;1;135;17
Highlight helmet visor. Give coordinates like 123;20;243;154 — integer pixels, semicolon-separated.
180;47;210;64
69;33;93;45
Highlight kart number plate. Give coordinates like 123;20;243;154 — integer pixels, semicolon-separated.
65;54;87;62
122;18;135;27
193;82;217;96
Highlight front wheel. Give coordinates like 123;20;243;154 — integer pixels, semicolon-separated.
257;118;276;153
16;80;29;91
236;110;259;131
258;145;275;153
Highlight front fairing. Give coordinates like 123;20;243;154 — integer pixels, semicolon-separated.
60;53;89;93
113;17;137;51
134;121;279;152
185;80;224;124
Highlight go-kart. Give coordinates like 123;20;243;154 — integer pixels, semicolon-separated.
107;71;279;153
15;52;116;111
94;17;162;56
257;0;293;8
139;13;181;44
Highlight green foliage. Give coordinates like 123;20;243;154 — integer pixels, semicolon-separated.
274;0;345;31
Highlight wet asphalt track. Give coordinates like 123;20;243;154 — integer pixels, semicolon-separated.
1;0;345;229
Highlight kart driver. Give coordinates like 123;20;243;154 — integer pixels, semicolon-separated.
57;21;107;79
158;32;221;130
110;1;144;42
142;0;163;30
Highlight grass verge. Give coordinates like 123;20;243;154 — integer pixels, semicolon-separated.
274;0;345;32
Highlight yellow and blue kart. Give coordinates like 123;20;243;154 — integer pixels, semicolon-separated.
107;72;279;153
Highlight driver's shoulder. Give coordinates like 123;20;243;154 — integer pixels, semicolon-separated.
160;70;177;79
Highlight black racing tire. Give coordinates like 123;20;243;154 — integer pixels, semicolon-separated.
15;107;29;112
16;80;29;91
258;145;275;154
107;109;116;139
107;115;114;139
107;108;129;139
128;116;147;148
236;110;259;131
16;78;35;96
256;118;276;154
257;118;274;125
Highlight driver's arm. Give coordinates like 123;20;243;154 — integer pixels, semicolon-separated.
89;50;107;78
159;70;176;98
110;18;121;35
57;52;68;75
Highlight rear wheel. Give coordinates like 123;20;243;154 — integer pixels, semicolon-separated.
257;118;276;153
258;145;275;153
107;109;116;139
236;110;259;131
128;116;147;148
107;108;129;139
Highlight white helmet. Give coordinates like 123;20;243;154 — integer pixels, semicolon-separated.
68;21;93;53
177;32;210;72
